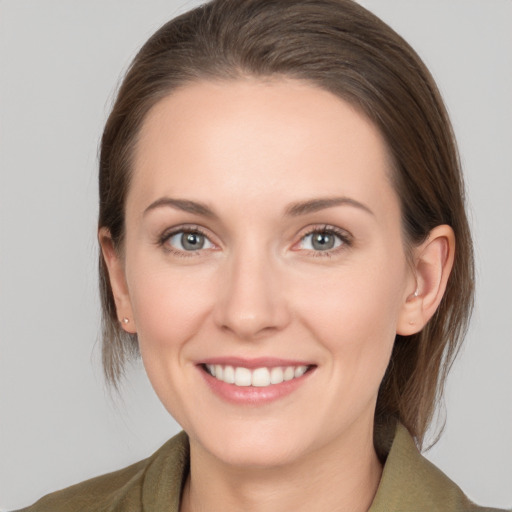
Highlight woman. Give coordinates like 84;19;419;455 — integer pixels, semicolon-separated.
14;0;509;510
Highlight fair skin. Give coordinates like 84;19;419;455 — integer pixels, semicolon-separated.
100;79;454;512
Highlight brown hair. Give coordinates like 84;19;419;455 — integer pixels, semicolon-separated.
98;0;474;447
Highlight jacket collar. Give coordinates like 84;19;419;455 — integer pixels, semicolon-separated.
142;424;472;512
369;422;472;511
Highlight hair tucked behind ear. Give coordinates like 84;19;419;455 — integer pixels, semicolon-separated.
98;0;474;446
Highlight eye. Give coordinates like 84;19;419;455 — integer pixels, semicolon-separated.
164;229;215;253
297;227;350;253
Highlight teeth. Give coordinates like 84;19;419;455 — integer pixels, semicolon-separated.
223;365;235;384
234;367;252;386
270;367;284;384
205;364;309;387
252;368;270;387
294;366;307;378
283;366;295;381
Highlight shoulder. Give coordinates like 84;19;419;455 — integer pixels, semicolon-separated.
370;423;509;512
14;431;189;512
15;458;149;512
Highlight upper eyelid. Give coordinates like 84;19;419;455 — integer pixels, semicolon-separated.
157;225;215;248
298;224;353;241
160;224;211;239
158;226;217;257
293;225;354;254
157;223;353;250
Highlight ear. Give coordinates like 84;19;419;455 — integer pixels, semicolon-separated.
396;225;455;336
98;227;137;334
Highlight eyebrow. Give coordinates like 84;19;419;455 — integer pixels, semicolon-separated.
144;197;217;218
143;195;374;218
285;197;374;217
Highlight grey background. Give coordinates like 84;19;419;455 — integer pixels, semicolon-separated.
0;0;511;509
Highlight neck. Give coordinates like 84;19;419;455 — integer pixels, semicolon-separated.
180;421;382;512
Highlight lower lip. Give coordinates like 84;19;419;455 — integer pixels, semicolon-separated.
199;366;314;405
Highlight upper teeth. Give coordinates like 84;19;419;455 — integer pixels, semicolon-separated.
205;364;308;387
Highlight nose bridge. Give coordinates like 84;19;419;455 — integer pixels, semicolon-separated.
214;238;289;339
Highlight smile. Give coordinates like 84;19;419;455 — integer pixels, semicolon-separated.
204;364;310;387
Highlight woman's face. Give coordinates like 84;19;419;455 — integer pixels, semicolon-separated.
116;79;416;467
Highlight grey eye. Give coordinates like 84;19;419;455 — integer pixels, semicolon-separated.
168;231;213;251
299;231;343;251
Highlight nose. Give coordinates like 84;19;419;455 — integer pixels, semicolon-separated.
213;246;291;340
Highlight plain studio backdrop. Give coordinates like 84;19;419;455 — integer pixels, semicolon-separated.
0;0;511;510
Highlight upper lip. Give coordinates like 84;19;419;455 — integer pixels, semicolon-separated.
199;357;315;369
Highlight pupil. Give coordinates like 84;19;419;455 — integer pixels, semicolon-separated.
182;232;204;250
312;232;334;250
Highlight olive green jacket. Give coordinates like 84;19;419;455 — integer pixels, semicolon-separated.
16;423;507;512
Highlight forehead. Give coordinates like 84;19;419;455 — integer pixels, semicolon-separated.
129;78;398;220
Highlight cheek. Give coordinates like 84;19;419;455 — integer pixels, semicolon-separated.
126;257;216;353
294;254;406;368
124;257;218;425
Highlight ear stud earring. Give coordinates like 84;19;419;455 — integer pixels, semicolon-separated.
413;289;419;297
122;317;129;324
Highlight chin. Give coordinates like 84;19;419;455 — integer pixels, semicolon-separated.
187;416;320;469
211;437;305;469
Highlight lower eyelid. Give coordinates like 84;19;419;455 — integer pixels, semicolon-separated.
297;228;351;250
159;227;214;252
157;226;351;256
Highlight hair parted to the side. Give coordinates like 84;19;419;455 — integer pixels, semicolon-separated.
98;0;474;447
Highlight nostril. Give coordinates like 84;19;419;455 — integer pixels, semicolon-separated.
212;258;291;337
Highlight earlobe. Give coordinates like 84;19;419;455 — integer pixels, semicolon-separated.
98;228;137;334
397;225;455;336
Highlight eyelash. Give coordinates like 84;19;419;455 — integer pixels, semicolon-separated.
157;225;212;258
157;224;352;258
296;225;352;258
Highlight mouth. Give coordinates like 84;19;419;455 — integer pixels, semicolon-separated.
202;363;314;387
197;357;317;404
